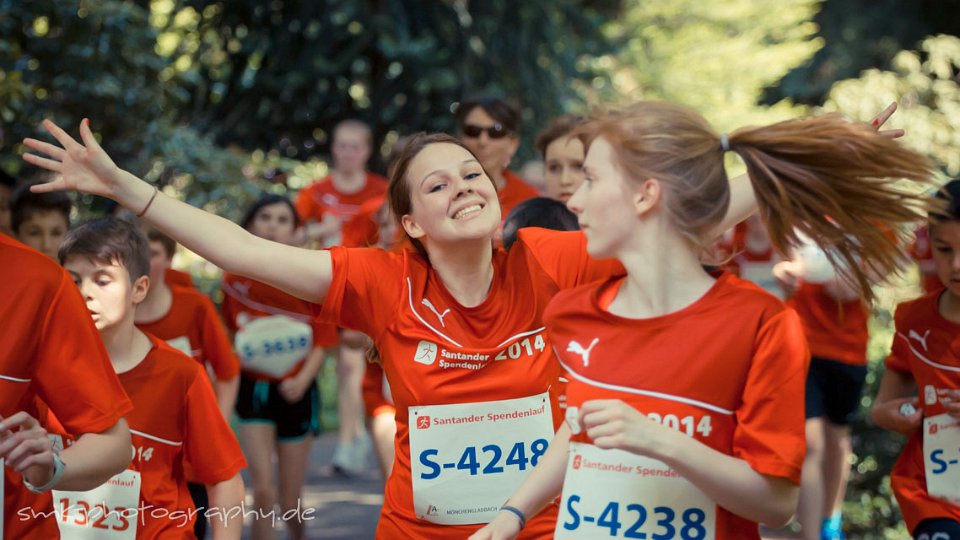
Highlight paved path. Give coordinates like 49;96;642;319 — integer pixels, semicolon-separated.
240;432;383;539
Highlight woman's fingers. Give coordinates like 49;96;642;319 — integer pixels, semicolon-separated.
78;118;100;150
879;128;905;139
871;102;898;128
22;137;65;159
42;119;82;151
22;153;63;175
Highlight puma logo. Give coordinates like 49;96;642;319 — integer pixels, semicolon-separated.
567;338;600;367
421;298;451;328
909;329;931;351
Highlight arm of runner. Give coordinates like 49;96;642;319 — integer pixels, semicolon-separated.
206;473;245;540
213;375;240;420
871;368;923;433
0;413;131;491
579;399;798;527
712;102;904;239
278;345;326;403
23;119;333;303
468;423;572;540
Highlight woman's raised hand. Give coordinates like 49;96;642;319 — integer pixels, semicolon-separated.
22;119;124;198
870;101;905;139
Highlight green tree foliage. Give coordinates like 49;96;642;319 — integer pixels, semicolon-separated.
0;0;257;218
823;34;960;178
768;0;960;106
152;0;621;165
608;0;823;131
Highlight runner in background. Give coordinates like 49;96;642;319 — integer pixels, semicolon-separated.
222;194;331;540
10;179;72;260
58;217;246;539
502;197;579;252
21;118;753;539
135;228;241;538
456;97;539;241
1;234;132;539
776;237;869;540
295;119;387;476
534;115;586;204
471;101;932;540
715;215;785;299
872;179;960;540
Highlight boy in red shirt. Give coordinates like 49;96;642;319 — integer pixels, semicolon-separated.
59;218;246;539
873;179;960;539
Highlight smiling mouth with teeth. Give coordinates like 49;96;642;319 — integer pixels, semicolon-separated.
453;205;483;220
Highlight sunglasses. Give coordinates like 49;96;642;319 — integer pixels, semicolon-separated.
462;123;511;139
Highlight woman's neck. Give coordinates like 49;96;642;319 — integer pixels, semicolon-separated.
609;226;715;319
426;239;495;308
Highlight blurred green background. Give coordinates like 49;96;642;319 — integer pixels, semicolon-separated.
4;2;960;537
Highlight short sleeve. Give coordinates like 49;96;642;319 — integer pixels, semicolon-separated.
516;228;623;289
197;296;241;380
732;308;810;484
885;305;913;374
182;365;247;484
33;271;132;435
314;247;403;337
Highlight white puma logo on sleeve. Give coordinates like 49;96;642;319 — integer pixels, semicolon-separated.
567;338;600;367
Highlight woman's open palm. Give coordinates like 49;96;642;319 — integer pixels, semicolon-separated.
22;119;122;198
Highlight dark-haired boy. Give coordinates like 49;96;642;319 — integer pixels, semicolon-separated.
11;180;72;260
58;218;246;539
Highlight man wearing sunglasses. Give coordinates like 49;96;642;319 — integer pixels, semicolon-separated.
455;97;539;243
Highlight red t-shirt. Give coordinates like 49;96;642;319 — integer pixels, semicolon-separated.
294;172;388;246
220;273;337;381
884;291;960;532
137;286;240;381
51;335;247;539
1;235;133;539
548;274;809;539
499;170;539;223
341;195;387;249
787;282;869;366
316;228;622;539
165;268;195;289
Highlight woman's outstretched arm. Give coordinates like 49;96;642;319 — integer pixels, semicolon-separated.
23;119;332;303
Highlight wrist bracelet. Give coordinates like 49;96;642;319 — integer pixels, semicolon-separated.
23;452;66;494
137;185;159;218
500;505;526;530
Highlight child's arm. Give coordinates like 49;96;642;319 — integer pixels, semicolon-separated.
24;120;333;303
279;345;326;403
213;376;240;421
469;424;572;540
871;368;923;434
0;414;131;491
579;399;798;527
206;474;245;540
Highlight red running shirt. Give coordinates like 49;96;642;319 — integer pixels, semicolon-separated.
788;282;869;366
137;285;240;381
548;274;809;540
